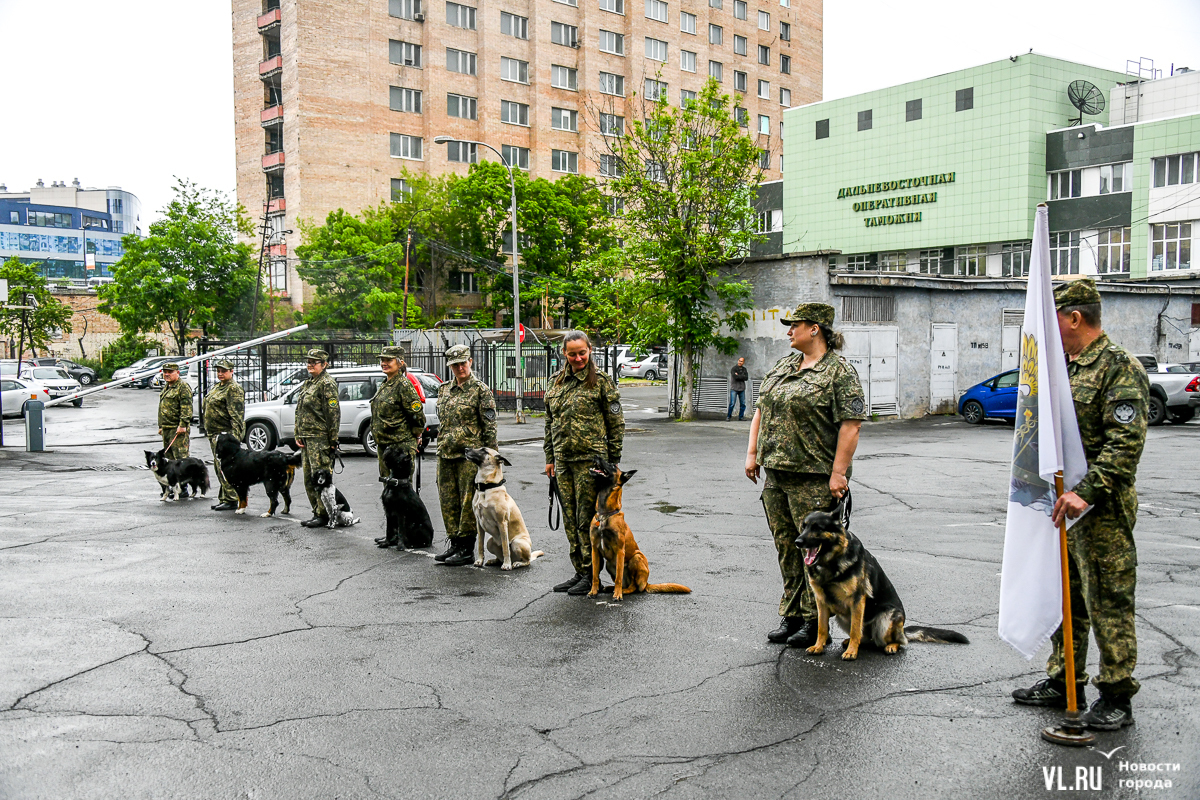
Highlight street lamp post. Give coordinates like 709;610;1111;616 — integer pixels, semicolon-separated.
400;205;430;330
433;136;524;423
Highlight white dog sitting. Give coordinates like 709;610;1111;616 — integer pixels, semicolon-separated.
463;447;543;570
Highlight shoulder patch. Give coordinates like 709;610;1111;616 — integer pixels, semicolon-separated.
1113;402;1136;424
329;398;339;407
608;401;622;415
482;408;496;421
849;397;865;415
410;400;423;412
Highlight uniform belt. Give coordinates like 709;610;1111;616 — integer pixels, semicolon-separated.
475;479;506;492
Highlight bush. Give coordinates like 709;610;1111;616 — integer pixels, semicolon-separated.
79;333;163;382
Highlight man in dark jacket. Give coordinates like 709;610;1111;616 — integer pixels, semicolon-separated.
728;357;749;421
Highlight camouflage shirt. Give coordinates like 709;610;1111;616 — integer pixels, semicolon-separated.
295;371;340;439
371;371;425;449
204;379;245;439
756;350;867;475
1067;332;1149;505
436;374;498;460
543;368;624;464
158;380;194;431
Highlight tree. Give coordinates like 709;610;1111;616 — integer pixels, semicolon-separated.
588;77;763;418
99;179;258;354
0;257;74;357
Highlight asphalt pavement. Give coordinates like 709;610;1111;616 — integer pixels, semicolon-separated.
1;384;1197;799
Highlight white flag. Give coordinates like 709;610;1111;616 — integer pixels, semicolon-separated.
997;205;1088;659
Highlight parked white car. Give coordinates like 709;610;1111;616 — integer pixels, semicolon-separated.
20;366;83;407
620;352;669;381
241;367;442;455
1;377;51;417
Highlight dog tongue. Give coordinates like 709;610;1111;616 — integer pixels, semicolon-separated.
803;547;819;566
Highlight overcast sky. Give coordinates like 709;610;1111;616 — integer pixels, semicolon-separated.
1;0;1197;227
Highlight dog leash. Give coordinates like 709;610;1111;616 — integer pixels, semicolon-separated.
415;450;421;494
331;445;345;475
547;475;562;531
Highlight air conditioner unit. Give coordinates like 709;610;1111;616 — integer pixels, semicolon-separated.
413;12;425;22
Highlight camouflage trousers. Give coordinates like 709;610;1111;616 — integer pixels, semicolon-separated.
207;433;238;503
1047;484;1140;699
300;435;334;516
437;456;478;540
762;469;833;621
556;459;598;574
160;429;190;460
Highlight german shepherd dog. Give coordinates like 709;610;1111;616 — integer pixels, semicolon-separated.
587;456;691;601
377;446;434;548
214;433;302;517
796;499;968;660
145;449;209;501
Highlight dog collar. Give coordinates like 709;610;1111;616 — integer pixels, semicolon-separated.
475;479;507;492
379;476;406;487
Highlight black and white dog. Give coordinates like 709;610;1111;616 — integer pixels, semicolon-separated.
213;433;303;517
144;449;210;501
377;446;434;549
311;468;359;529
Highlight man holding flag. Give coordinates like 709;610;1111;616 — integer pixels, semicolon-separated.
1009;277;1149;731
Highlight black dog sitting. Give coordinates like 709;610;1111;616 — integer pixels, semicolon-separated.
145;449;209;501
213;432;302;517
377;445;434;549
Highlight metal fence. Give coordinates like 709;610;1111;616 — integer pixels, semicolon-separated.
196;338;389;405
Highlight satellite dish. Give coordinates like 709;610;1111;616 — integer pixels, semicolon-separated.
1067;80;1105;126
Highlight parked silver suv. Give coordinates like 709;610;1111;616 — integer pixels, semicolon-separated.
240;367;441;455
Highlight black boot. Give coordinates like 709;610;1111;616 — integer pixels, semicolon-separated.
566;573;594;595
301;515;329;528
1012;678;1088;708
554;572;585;592
786;619;819;648
767;617;803;644
434;539;458;562
439;537;476;567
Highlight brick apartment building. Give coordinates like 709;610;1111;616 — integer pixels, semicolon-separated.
232;0;822;310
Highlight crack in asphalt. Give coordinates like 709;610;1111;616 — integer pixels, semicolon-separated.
6;645;148;712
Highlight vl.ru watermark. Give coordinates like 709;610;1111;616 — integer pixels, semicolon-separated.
1042;756;1182;792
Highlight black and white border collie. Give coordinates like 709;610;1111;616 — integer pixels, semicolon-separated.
311;468;358;528
144;449;210;502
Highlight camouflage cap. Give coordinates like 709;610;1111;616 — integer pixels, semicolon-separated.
306;348;330;363
780;302;835;326
378;345;406;360
212;358;235;371
445;344;471;365
1054;277;1102;310
161;362;180;372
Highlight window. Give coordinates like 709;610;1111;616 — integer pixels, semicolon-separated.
955;245;987;277
551;22;578;47
389;40;421;67
389;0;421;20
599;30;624;54
445;2;476;29
390;133;423;160
758;114;770;134
448;271;479;293
500;11;528;38
501;57;529;84
446;93;477;119
501;100;529;126
551;107;578;131
390;86;422;113
735;106;748;126
1100;163;1130;194
1049;231;1080;275
551;150;579;173
733;35;747;56
709;60;723;81
600;0;624;13
779;54;790;74
8;210;18;224
28;211;72;228
1001;242;1031;277
446;48;476;75
1048;170;1082;199
1151;222;1192;271
709;0;721;8
681;49;696;72
758;149;771;170
1151;152;1198;187
501;145;530;170
1097;227;1131;274
780;87;791;106
758;9;770;29
956;87;973;111
680;88;697;107
757;45;770;64
918;249;944;274
681;10;697;33
645;0;667;22
446;141;477;163
857;109;872;131
554;0;578;6
815;118;828;139
644;78;668;100
599;112;625;135
779;21;790;40
733;0;747;18
879;252;907;272
709;25;722;45
906;98;921;122
608;196;625;216
599;72;625;95
845;254;872;271
757;79;770;99
645;37;668;61
551;65;578;90
600;153;624;177
734;70;747;92
757;209;782;233
646;161;666;181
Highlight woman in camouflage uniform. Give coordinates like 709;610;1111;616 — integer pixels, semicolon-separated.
745;303;867;648
295;348;341;528
370;345;426;479
543;331;625;595
433;344;499;566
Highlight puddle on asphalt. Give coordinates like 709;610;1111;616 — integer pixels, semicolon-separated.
651;501;682;514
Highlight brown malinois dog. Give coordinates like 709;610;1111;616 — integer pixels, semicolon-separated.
587;457;691;601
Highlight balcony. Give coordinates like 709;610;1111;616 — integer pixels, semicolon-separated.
257;8;281;31
260;105;284;126
259;55;282;79
262;151;285;172
267;198;286;215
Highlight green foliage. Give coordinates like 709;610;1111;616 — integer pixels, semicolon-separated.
77;332;162;382
0;257;75;355
99;179;258;354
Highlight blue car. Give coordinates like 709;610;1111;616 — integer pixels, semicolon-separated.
958;369;1019;424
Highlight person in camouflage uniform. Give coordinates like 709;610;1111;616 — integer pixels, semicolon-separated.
157;362;193;462
544;331;625;595
433;344;500;566
1012;278;1149;731
204;358;246;511
745;303;866;648
295;349;341;528
370;345;426;478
